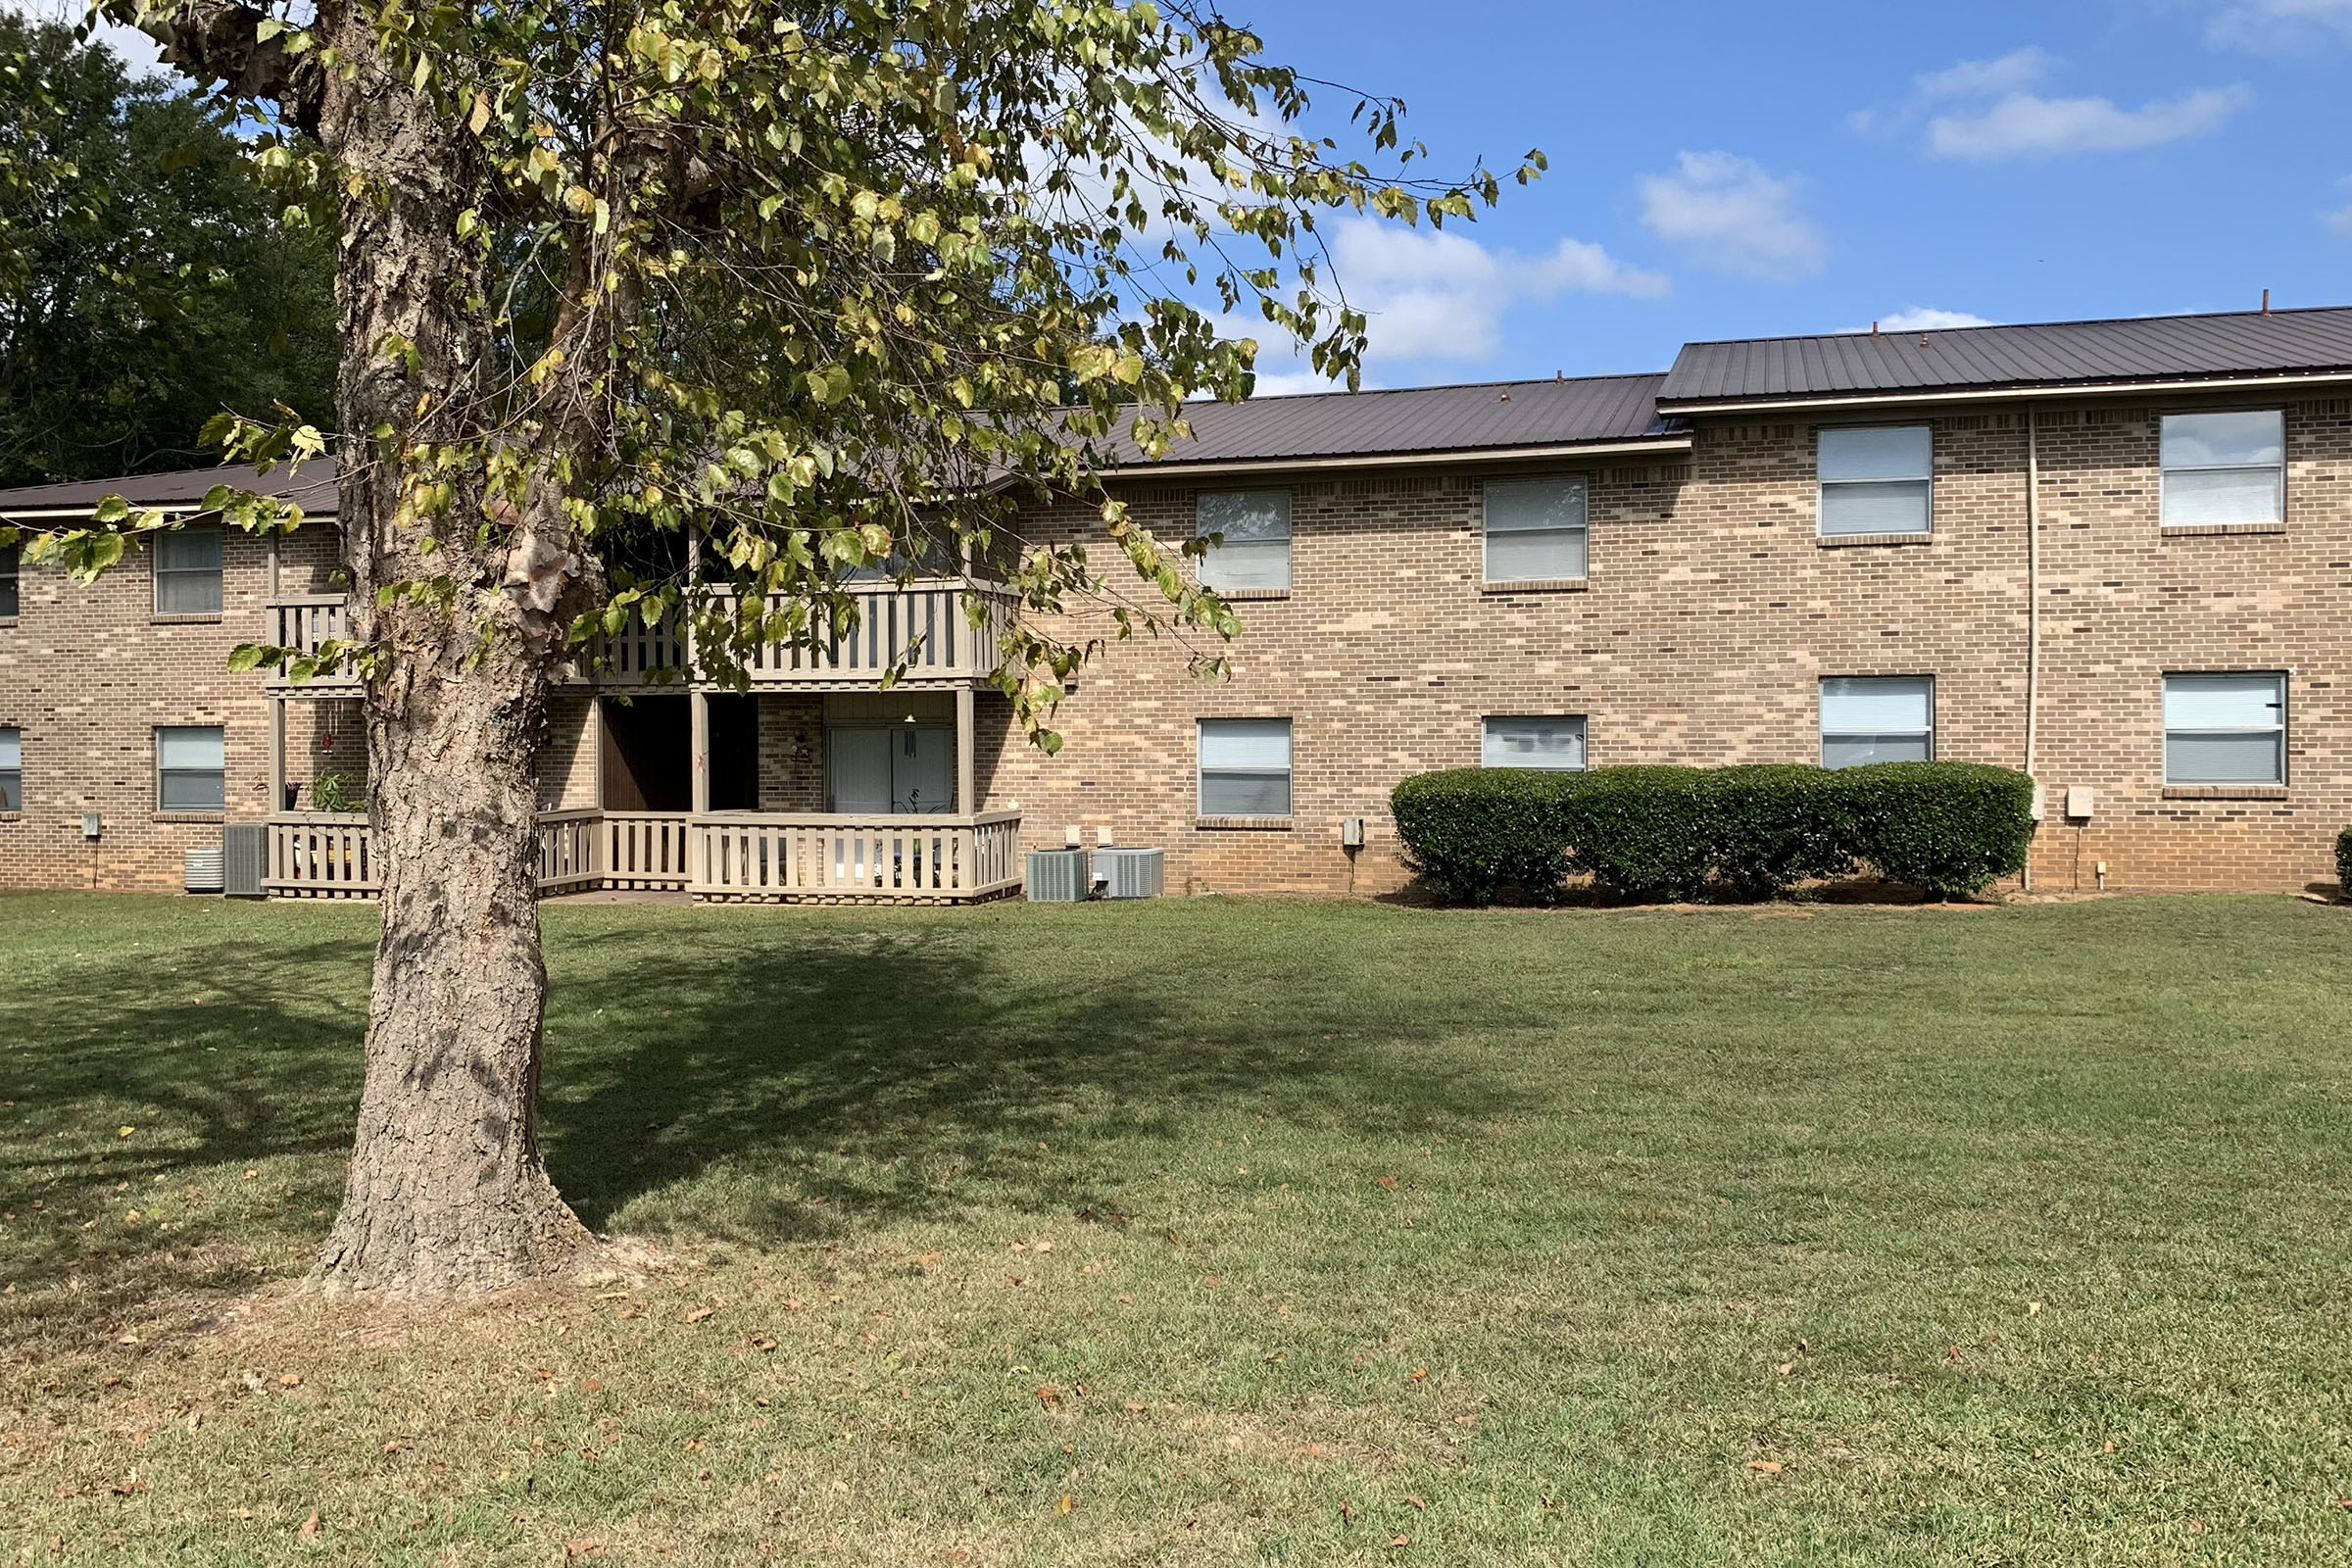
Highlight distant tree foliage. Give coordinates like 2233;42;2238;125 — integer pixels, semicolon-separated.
0;16;334;486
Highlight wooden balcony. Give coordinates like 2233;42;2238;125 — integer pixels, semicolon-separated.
594;578;1017;690
262;808;1023;904
262;595;364;694
264;578;1016;694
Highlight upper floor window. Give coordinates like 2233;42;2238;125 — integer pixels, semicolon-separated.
1483;715;1587;771
1198;717;1292;817
1820;676;1934;767
0;728;19;810
1197;490;1291;593
154;526;223;615
1818;425;1932;536
2161;412;2282;525
156;725;225;811
0;540;17;616
2163;672;2284;785
1483;477;1589;583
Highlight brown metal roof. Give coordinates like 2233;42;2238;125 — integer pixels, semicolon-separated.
1095;372;1684;469
1660;305;2352;408
0;458;340;517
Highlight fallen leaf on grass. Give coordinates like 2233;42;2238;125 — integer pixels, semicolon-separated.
1389;1535;1409;1547
1377;1176;1397;1190
298;1511;321;1538
1036;1386;1060;1408
1405;1494;1427;1510
1776;1362;1794;1377
683;1307;713;1323
1056;1494;1075;1514
1407;1367;1427;1384
1746;1459;1783;1475
564;1542;604;1560
277;1375;302;1388
752;1338;777;1352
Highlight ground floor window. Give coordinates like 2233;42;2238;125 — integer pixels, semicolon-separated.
2164;672;2285;785
0;727;18;809
1198;718;1292;816
156;725;225;811
1482;715;1587;770
1820;676;1934;767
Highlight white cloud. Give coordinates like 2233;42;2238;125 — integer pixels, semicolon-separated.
2207;0;2352;51
1927;84;2252;160
1318;218;1666;364
1912;47;2055;102
1636;151;1825;283
1247;368;1382;398
1837;307;1998;334
0;0;167;74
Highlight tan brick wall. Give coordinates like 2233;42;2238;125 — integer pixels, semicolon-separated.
0;525;349;891
6;389;2346;900
987;395;2351;897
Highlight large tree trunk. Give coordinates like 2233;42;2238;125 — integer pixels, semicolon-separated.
306;24;594;1296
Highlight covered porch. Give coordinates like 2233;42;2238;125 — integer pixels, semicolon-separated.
263;685;1020;904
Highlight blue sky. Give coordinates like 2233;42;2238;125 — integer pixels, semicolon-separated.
1227;0;2352;391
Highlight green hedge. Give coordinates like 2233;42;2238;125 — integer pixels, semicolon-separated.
1392;760;2033;906
2337;825;2352;902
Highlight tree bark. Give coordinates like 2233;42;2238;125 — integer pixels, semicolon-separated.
304;19;594;1296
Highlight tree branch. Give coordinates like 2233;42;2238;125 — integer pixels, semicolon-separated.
104;1;322;131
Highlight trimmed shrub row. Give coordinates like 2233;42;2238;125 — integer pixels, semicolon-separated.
2338;825;2352;901
1391;760;2034;906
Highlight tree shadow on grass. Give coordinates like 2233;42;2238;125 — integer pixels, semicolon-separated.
0;906;1515;1350
541;917;1516;1245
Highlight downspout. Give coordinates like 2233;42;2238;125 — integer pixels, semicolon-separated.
2022;404;2040;891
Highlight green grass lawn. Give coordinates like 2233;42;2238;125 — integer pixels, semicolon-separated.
2;891;2349;1565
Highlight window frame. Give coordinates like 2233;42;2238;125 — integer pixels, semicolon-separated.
2158;410;2285;527
1195;489;1294;594
1818;675;1936;768
1482;475;1591;585
1196;717;1294;818
1481;714;1589;772
1816;424;1935;538
2162;670;2287;787
0;726;20;812
153;525;224;617
155;724;226;813
0;539;19;618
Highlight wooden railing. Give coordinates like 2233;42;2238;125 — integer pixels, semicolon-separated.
260;808;1022;903
533;808;603;894
588;579;1015;688
693;809;1024;902
263;595;363;693
603;811;694;891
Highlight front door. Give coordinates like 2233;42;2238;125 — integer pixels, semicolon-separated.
827;725;956;813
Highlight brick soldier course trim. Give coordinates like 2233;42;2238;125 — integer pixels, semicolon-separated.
5;304;2348;899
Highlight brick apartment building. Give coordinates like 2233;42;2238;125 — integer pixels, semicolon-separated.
3;304;2347;900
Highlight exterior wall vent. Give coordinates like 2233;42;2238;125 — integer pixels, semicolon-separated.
222;824;269;898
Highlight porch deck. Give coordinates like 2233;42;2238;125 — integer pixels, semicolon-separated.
263;808;1024;904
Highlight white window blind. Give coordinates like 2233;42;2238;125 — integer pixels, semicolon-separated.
157;725;225;810
2163;672;2284;784
1820;676;1934;767
1818;426;1932;536
0;727;19;810
1483;477;1589;582
1197;491;1292;592
155;527;223;615
2161;412;2282;525
1482;716;1587;771
1198;718;1292;816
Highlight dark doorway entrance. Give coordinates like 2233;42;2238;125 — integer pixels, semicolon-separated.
599;696;689;811
708;695;760;810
